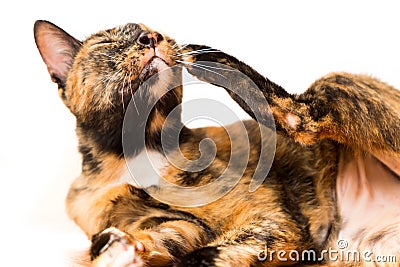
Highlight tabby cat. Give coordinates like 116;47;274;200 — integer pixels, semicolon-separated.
34;20;400;266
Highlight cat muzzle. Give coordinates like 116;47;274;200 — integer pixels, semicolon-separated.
139;56;169;82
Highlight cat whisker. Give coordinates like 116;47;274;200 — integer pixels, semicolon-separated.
103;68;123;108
106;94;115;108
121;72;128;110
128;70;140;115
175;49;222;57
98;52;119;60
190;62;237;72
190;62;232;76
104;69;122;90
176;60;228;79
175;43;190;52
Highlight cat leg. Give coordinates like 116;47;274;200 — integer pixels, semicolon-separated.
89;186;215;266
182;45;400;155
175;219;315;267
90;227;145;267
183;45;400;265
91;219;214;267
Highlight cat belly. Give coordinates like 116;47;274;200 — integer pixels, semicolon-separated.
335;150;400;260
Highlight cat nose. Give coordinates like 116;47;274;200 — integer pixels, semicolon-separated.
137;31;164;48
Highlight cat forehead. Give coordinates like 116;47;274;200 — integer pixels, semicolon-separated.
85;22;146;42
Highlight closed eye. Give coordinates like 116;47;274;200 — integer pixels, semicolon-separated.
93;40;114;46
91;40;133;50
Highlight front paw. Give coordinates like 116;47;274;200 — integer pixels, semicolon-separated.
90;227;145;267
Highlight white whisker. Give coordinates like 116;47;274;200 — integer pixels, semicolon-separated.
175;49;222;56
128;70;139;115
98;52;119;60
176;44;190;52
121;72;128;110
176;60;227;79
190;62;237;72
103;68;123;108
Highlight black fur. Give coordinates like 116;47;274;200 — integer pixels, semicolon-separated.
90;231;113;260
174;247;220;267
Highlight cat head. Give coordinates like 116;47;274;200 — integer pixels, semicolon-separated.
34;20;184;155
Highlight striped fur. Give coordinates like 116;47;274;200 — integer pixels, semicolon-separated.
34;21;400;266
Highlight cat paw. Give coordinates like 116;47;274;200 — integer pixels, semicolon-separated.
90;227;145;267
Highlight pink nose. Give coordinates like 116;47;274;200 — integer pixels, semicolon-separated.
136;31;164;48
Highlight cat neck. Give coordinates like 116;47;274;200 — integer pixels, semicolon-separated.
76;110;191;175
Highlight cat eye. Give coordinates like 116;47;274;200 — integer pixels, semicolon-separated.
90;39;131;50
95;40;114;45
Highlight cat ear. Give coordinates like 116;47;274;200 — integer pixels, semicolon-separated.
34;20;82;88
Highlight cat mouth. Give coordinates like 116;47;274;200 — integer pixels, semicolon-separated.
139;56;169;82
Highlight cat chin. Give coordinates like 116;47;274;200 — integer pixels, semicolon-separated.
139;57;169;81
139;58;173;99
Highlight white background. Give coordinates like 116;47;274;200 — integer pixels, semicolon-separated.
1;1;400;266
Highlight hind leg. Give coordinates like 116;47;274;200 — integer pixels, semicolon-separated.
175;218;314;267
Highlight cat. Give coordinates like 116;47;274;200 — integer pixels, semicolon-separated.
34;20;400;267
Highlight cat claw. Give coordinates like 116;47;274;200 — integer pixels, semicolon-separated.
91;227;144;267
